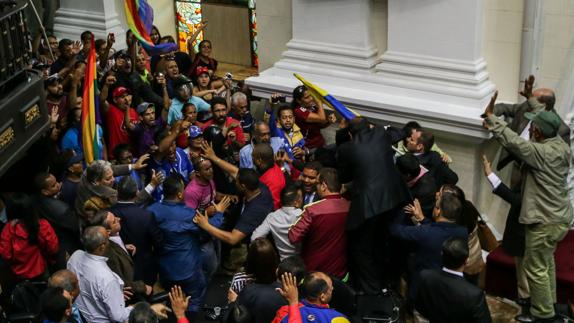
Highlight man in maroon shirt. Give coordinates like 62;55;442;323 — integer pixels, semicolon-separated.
288;168;350;279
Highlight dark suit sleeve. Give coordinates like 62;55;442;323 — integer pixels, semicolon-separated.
337;144;353;184
559;121;571;145
471;292;492;323
112;164;131;177
383;126;407;145
493;182;521;207
147;215;164;251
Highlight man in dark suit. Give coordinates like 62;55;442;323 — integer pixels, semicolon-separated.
109;176;164;286
395;153;437;219
493;75;570;173
405;130;458;188
337;117;411;294
391;190;468;300
415;236;492;323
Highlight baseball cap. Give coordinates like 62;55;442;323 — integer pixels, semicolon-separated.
44;74;61;88
137;102;155;115
188;125;203;139
112;86;129;98
524;111;562;138
66;153;84;168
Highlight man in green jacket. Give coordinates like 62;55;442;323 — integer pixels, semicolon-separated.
483;92;573;322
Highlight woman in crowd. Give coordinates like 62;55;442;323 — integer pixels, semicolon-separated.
190;39;218;80
193;66;226;104
291;85;332;150
0;193;59;281
151;25;161;45
228;238;279;301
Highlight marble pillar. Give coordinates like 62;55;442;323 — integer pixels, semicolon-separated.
53;0;127;48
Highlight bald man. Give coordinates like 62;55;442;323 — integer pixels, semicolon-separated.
494;75;570;173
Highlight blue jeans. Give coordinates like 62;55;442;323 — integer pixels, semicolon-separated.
161;271;206;313
201;239;219;281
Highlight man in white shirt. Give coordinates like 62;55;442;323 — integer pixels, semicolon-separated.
67;226;132;323
252;184;303;260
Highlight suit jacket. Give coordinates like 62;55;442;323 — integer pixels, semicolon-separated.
337;126;411;230
415;269;492;323
104;239;147;296
109;201;164;285
494;99;570;171
416;152;458;189
74;165;151;219
409;172;437;219
493;183;525;257
35;195;82;254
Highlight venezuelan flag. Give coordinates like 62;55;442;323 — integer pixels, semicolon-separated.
81;37;102;164
124;0;178;56
294;73;360;120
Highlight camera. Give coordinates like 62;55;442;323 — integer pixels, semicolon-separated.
271;95;286;104
225;72;233;80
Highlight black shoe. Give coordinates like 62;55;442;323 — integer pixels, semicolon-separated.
532;315;564;323
515;314;536;323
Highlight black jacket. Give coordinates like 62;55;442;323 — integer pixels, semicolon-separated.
415;269;492;323
35;195;82;254
409;172;437;219
109;201;163;285
416;151;459;188
337;126;411;230
493;183;525;257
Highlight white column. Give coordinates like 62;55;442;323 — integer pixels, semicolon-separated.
376;0;494;104
53;0;127;48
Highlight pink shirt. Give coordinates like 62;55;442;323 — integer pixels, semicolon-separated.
184;178;216;211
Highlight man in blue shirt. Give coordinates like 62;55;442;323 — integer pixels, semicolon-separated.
167;75;210;125
239;121;284;169
148;176;230;314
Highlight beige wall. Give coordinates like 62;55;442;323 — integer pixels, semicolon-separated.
148;0;177;40
482;0;524;103
256;0;292;71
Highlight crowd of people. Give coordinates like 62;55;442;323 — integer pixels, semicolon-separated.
0;21;571;323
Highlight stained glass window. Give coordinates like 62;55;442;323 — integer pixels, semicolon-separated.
175;0;258;67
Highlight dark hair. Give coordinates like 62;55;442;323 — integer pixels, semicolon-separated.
129;302;158;323
403;121;422;145
318;168;341;193
246;238;279;284
40;287;69;322
237;168;260;191
33;172;52;193
163;175;184;200
348;117;369;136
302;272;329;301
6;193;39;244
198;40;212;53
160;35;175;44
95;39;107;51
417;131;435;153
277;256;306;282
280;183;302;207
85;209;110;228
227;304;252;323
252;143;274;167
117;176;138;201
442;236;469;269
211;97;228;111
291;85;307;108
113;144;131;162
439;191;462;222
303;161;322;173
182;102;196;114
80;31;93;43
277;104;294;119
58;38;73;51
151;25;161;45
396;153;420;178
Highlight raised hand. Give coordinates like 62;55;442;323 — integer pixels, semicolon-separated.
201;141;217;160
169;285;190;319
482;90;498;119
213;195;231;213
193;209;209;228
519;75;535;99
482;154;492;177
276;273;299;305
133;154;150;170
404;199;424;222
49;106;60;125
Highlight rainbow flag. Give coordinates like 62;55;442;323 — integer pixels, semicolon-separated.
294;73;360;120
124;0;178;56
81;37;102;164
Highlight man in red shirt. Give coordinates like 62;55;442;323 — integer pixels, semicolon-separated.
288;168;350;279
105;86;139;159
252;143;286;210
201;97;246;146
